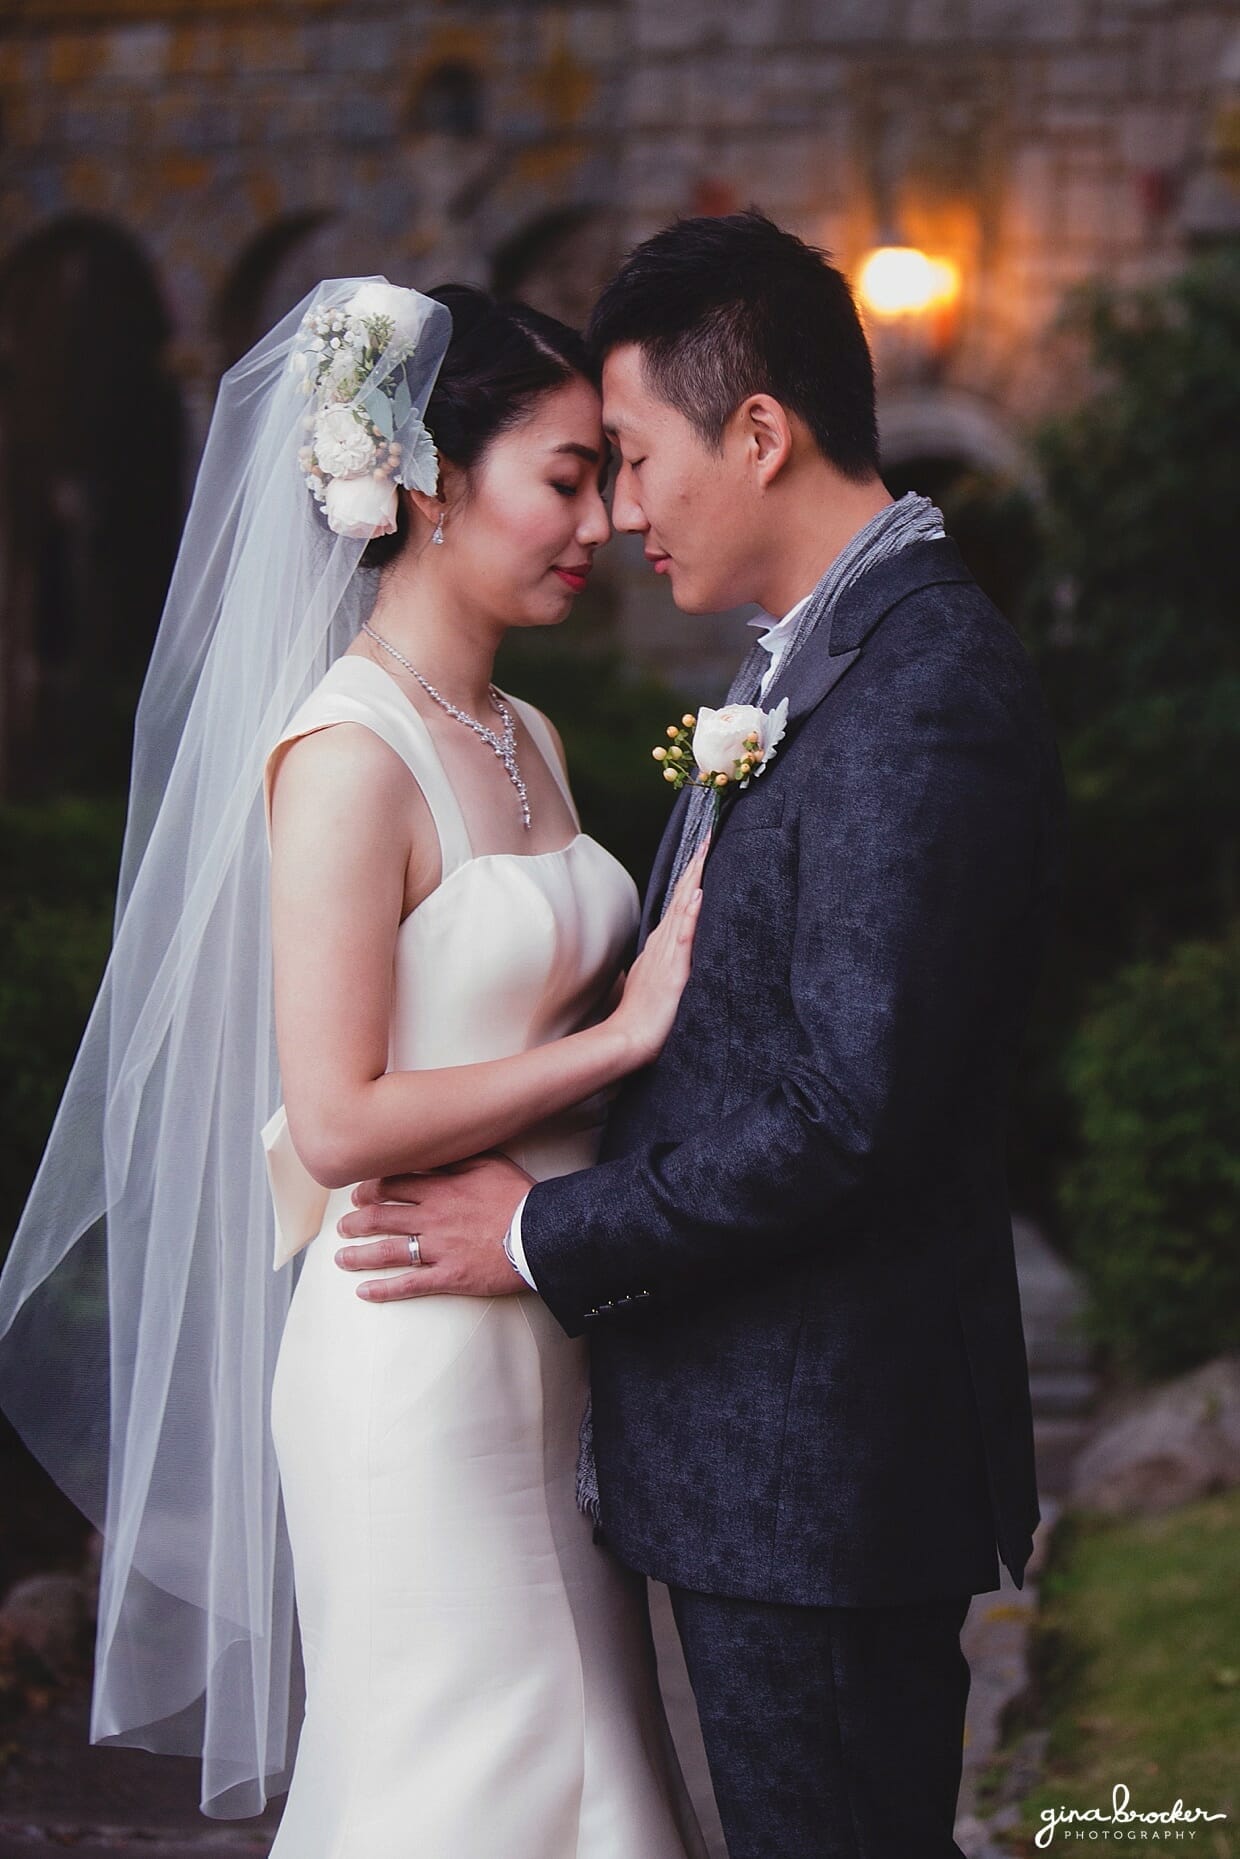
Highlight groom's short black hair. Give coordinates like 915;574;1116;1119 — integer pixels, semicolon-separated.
587;209;879;482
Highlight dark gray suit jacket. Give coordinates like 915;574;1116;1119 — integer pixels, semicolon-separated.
520;536;1067;1607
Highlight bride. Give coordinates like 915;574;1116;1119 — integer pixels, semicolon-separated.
0;276;706;1857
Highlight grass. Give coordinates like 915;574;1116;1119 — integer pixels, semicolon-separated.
991;1489;1240;1857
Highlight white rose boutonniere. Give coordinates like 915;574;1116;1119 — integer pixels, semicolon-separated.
651;696;789;819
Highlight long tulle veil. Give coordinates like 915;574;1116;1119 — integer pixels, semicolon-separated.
0;278;452;1814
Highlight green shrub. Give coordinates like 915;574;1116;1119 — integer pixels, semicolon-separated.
495;628;686;890
983;255;1240;1224
0;801;122;1260
1060;927;1240;1380
1022;252;1240;985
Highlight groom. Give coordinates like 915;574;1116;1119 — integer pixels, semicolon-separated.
335;211;1066;1858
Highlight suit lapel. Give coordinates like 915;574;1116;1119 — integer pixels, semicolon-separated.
636;538;976;935
765;536;975;729
771;644;862;729
637;638;768;941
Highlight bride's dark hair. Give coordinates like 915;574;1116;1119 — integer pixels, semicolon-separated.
362;284;597;569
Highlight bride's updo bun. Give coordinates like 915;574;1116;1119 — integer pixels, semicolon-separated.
361;284;596;570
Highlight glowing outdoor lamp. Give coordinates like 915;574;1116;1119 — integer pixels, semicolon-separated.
857;245;961;319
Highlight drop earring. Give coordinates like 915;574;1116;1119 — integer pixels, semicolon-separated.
431;511;445;546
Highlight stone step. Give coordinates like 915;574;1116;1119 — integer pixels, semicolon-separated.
1024;1328;1094;1373
1029;1366;1098;1417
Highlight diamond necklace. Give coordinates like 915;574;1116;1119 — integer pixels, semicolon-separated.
360;621;531;830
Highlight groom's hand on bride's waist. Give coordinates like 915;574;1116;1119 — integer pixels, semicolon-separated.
333;1152;535;1301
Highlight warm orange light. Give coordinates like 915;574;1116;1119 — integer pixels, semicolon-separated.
857;246;961;318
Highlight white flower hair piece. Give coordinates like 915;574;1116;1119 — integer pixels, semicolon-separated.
293;283;442;541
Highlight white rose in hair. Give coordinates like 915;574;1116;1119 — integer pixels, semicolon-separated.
693;698;788;781
326;347;360;390
324;473;398;540
348;282;430;349
314;405;377;478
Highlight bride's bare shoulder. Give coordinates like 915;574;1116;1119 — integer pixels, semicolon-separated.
268;719;413;837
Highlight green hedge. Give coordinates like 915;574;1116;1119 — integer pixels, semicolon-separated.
1060;926;1240;1380
495;630;686;891
0;801;122;1260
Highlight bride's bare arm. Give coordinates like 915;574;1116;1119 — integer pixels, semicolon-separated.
269;723;702;1191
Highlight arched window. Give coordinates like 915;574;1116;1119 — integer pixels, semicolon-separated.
214;210;336;368
0;217;183;797
879;388;1038;615
405;61;484;139
490;205;613;330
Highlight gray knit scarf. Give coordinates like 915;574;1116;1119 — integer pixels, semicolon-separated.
575;491;947;1527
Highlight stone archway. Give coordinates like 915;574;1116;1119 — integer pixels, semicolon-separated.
879;387;1039;616
405;60;486;141
0;216;184;798
879;386;1032;487
214;210;337;369
490;204;617;331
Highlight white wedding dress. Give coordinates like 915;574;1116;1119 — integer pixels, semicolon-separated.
260;653;704;1859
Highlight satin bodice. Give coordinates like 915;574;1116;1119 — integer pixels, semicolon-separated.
259;652;640;1265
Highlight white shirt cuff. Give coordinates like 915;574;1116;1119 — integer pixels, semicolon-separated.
503;1192;537;1289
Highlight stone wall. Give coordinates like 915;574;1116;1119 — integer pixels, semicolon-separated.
1;3;627;432
610;0;1240;680
0;0;1236;766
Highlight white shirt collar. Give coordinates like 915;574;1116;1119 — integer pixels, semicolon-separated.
748;592;813;661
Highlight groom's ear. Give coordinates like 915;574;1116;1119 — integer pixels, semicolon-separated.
736;394;794;488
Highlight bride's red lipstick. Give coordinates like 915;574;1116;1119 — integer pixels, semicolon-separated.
553;565;590;594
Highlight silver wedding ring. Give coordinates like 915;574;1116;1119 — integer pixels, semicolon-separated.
406;1234;422;1267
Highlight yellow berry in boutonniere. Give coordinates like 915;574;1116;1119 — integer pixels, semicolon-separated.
651;697;788;812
